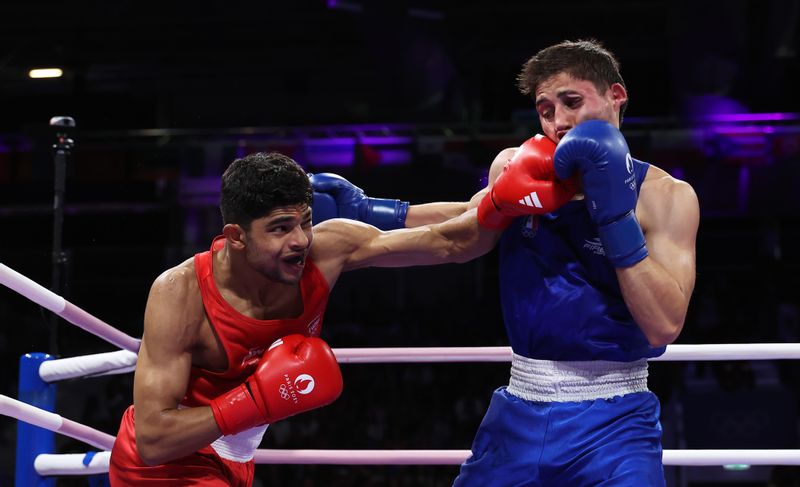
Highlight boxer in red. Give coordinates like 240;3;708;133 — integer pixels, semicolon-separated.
110;150;563;485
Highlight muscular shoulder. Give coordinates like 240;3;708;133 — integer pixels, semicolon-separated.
145;257;205;345
311;219;373;255
638;165;699;233
151;257;199;301
309;218;379;286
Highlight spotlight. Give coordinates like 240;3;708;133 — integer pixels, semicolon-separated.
28;68;63;79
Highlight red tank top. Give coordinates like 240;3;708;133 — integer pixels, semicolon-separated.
181;236;330;406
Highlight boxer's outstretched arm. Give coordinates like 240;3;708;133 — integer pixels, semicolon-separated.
309;148;515;286
132;265;222;466
310;208;502;287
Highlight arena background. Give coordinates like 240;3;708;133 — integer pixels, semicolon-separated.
1;1;800;485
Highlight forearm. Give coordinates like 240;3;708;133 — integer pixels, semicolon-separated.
135;406;222;466
616;257;691;347
405;202;469;227
434;208;500;263
341;209;499;270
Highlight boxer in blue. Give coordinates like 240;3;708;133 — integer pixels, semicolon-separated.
313;39;699;486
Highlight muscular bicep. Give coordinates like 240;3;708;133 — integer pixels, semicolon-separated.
133;272;198;423
642;181;699;299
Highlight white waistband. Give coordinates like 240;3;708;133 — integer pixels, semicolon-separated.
507;353;649;403
210;424;269;462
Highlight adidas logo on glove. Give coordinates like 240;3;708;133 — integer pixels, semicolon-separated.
519;192;543;209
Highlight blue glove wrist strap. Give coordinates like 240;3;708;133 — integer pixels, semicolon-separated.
363;198;409;230
598;211;648;268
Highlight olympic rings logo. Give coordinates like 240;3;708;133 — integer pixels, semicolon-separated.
277;373;314;401
279;383;291;401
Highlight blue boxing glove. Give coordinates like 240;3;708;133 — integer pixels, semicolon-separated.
553;120;648;267
309;173;409;230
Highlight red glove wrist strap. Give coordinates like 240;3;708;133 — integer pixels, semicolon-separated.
210;384;265;436
477;193;514;230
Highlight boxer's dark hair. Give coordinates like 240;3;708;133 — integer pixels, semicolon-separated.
518;39;628;123
220;152;312;230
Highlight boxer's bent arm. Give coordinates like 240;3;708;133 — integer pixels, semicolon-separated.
401;147;515;227
133;267;222;466
617;178;699;347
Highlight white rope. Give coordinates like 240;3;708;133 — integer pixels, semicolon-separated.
0;394;62;432
253;449;468;465
655;343;800;361
35;452;110;476
662;449;800;466
36;448;800;471
34;343;800;384
333;346;510;363
0;395;115;451
252;448;800;465
0;263;65;312
333;343;800;363
0;262;141;352
39;350;138;383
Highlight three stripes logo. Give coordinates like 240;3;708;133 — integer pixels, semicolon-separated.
519;192;542;209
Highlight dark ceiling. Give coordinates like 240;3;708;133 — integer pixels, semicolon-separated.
1;1;798;132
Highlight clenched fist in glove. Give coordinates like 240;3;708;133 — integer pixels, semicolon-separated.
478;135;578;230
310;172;409;230
209;334;343;435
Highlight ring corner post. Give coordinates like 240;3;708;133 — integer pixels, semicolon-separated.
15;352;56;487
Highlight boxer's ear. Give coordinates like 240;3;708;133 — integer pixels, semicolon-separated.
223;223;247;250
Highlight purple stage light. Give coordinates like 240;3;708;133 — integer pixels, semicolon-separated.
703;113;800;123
301;134;414;168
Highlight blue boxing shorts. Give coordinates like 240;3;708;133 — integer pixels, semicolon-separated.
453;361;665;486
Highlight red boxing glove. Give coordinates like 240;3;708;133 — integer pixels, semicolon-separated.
209;334;343;436
477;135;578;230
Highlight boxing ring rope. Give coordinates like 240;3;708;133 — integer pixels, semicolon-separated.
252;449;800;467
0;262;141;352
34;452;110;476
33;343;800;384
5;395;800;471
333;343;800;363
39;350;138;382
0;395;114;451
5;261;800;478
